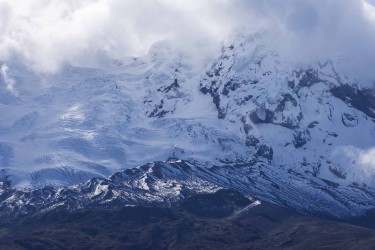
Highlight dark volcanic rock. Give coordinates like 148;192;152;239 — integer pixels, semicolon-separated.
255;144;274;162
2;191;375;250
293;129;311;148
182;189;252;218
342;112;358;127
331;84;375;119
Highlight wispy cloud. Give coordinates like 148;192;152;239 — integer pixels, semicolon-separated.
331;146;375;182
0;63;16;95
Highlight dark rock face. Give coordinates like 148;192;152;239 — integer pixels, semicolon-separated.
298;69;321;87
342;112;358;127
250;108;274;124
158;79;180;94
148;99;169;118
329;166;347;180
308;121;319;129
245;135;260;147
222;79;240;96
255;144;273;162
293;129;311;148
201;85;227;119
331;85;375;119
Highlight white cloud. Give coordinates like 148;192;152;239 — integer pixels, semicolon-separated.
358;147;375;167
331;146;375;182
257;0;375;83
0;0;375;83
0;63;16;95
0;0;258;72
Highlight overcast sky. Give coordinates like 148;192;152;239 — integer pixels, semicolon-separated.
1;0;375;82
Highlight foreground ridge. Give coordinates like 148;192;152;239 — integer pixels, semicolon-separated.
1;159;375;218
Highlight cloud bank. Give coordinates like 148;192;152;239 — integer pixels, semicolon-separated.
0;0;375;82
332;146;375;182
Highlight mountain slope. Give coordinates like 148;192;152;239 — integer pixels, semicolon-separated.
2;189;375;250
1;34;375;217
1;159;375;217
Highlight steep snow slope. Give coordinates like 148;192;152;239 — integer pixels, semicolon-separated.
0;44;244;187
1;34;375;216
200;35;375;187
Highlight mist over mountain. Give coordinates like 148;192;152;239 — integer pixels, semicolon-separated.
0;0;375;83
2;1;375;249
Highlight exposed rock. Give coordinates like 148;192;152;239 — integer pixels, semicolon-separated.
293;129;311;148
246;135;260;147
331;85;375;119
342;112;358;127
329;166;347;180
255;144;273;162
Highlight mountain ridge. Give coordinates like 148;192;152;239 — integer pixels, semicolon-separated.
1;159;375;218
1;34;375;217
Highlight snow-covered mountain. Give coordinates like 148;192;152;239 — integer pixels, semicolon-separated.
1;34;375;217
2;159;375;218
